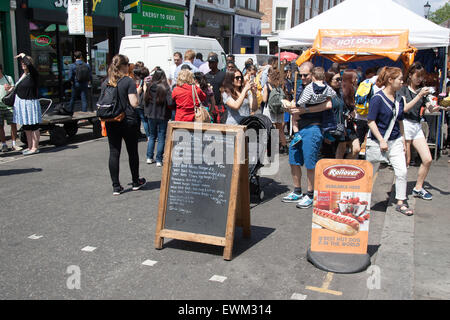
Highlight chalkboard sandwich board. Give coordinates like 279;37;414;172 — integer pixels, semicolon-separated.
154;122;251;260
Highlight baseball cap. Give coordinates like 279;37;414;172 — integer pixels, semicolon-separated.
207;55;219;63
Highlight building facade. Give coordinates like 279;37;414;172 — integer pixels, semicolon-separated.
14;0;124;102
0;1;17;78
260;0;345;53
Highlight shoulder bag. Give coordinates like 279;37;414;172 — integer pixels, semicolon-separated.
192;85;211;123
2;74;25;107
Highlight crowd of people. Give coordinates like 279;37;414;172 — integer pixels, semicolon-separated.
0;49;448;212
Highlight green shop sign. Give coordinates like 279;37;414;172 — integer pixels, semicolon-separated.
28;0;118;17
132;4;184;34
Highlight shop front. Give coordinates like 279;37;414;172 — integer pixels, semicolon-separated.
233;14;262;54
0;1;14;77
191;6;233;54
15;0;123;102
130;2;185;35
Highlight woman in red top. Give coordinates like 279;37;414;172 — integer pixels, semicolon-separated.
172;69;206;121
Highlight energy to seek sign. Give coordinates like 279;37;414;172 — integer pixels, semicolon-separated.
132;3;184;34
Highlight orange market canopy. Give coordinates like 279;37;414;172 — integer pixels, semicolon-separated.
296;29;417;68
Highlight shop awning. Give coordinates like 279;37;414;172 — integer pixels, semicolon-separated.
296;29;417;68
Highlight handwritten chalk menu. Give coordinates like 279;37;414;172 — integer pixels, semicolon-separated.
155;122;251;260
165;132;235;237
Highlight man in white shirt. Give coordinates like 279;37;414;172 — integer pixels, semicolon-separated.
168;52;182;87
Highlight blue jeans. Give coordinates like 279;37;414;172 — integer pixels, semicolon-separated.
136;108;150;137
147;118;168;162
288;125;323;170
68;83;88;112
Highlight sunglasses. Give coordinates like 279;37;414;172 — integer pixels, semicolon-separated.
299;73;310;78
334;77;342;82
234;76;243;81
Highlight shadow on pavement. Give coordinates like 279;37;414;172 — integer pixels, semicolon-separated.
162;225;276;260
0;168;43;176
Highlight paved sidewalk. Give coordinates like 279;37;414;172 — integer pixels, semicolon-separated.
369;156;450;300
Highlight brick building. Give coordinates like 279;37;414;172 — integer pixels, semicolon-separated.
260;0;345;54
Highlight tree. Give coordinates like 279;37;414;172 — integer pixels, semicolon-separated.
429;3;450;25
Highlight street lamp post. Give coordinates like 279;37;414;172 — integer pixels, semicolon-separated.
424;1;431;19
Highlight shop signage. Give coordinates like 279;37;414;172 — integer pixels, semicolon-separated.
67;0;84;35
35;35;52;46
122;0;141;13
132;4;184;35
28;0;118;17
85;16;93;38
234;15;261;36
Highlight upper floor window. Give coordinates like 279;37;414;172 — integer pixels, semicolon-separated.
249;0;257;11
275;7;287;31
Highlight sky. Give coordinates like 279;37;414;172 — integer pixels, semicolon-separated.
393;0;448;17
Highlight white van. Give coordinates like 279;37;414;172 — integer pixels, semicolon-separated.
119;34;226;77
234;54;277;71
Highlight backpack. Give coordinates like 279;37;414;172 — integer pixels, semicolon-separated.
96;78;125;120
355;79;373;116
75;63;90;82
267;85;285;114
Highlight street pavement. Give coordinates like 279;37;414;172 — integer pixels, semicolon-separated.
0;126;448;300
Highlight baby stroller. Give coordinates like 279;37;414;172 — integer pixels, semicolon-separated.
239;114;274;202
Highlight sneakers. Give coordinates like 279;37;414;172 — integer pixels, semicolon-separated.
146;158;154;164
132;178;147;191
296;195;313;209
11;145;23;151
113;186;124;196
156;162;163;167
289;133;302;148
413;188;432;200
282;191;303;203
22;149;40;156
1;144;8;152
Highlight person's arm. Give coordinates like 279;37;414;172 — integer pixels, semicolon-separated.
224;83;251;110
126;78;139;108
296;85;313;106
367;120;388;152
403;87;430;112
249;85;258;112
262;84;269;103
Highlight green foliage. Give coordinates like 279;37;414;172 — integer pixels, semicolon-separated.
429;3;450;25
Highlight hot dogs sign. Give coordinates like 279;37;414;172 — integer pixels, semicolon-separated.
310;159;373;255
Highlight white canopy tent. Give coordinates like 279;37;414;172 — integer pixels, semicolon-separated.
278;0;450;50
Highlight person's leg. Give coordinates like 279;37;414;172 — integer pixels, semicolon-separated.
10;123;18;145
290;165;302;188
335;141;346;159
388;139;409;208
31;128;40;151
137;109;150;138
412;137;432;191
68;85;78;112
276;122;287;147
283;142;304;202
80;85;88;112
106;123;123;188
147;118;157;161
405;140;412;167
156;119;168;163
0;124;5;144
123;124;140;184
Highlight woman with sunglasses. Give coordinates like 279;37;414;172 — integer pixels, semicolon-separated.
221;68;257;125
398;62;438;201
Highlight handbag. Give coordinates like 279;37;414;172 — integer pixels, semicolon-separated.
2;75;23;107
365;94;402;163
192;85;211;123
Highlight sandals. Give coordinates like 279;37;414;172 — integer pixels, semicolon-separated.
396;204;414;216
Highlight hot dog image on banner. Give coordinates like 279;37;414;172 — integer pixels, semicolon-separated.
310;159;373;255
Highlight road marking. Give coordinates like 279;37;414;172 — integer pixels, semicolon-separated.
209;275;227;283
81;246;97;252
142;259;158;267
28;234;43;240
290;293;307;300
305;272;342;296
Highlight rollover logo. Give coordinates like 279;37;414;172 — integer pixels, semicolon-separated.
323;165;365;182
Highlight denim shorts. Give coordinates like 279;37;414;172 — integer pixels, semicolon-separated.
289;125;323;169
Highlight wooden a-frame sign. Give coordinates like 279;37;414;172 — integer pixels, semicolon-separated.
154;122;251;260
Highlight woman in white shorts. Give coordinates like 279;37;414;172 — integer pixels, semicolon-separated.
398;62;440;201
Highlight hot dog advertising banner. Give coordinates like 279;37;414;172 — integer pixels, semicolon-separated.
308;159;373;273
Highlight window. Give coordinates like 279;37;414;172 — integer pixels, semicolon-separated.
275;7;287;31
323;0;329;10
305;0;311;21
295;0;300;24
249;0;257;11
237;0;246;8
312;0;319;17
214;0;230;7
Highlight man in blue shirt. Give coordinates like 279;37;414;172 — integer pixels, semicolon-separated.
173;50;199;82
68;51;91;113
